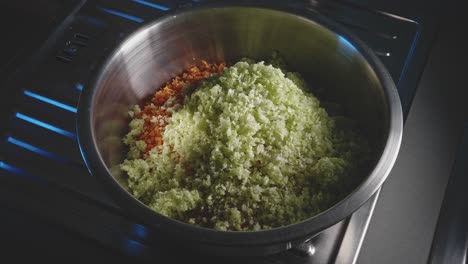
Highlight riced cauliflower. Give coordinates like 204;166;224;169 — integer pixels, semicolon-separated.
120;60;369;231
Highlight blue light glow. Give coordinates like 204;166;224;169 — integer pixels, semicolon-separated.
7;137;65;162
98;7;144;23
16;113;76;139
338;35;358;52
398;30;420;86
132;0;169;11
75;83;84;91
82;17;106;28
24;90;77;113
124;239;144;256
77;142;93;175
0;160;47;184
132;224;148;240
0;161;29;176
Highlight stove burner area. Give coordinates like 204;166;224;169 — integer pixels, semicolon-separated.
0;0;421;263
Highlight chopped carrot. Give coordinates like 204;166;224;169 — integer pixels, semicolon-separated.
135;61;225;155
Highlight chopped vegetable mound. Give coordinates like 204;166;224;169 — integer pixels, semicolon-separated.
120;61;369;231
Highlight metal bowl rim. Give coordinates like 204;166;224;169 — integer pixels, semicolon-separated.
76;2;403;247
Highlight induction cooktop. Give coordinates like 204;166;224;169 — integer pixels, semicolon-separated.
0;0;428;263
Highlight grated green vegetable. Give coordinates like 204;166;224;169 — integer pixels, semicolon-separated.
120;60;370;231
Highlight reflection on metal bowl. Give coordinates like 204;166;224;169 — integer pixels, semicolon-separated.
77;2;402;256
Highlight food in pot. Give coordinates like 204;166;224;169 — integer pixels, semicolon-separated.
120;58;370;231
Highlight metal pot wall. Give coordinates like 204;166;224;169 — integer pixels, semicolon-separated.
77;2;402;256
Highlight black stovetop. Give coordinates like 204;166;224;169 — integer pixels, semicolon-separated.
0;0;436;263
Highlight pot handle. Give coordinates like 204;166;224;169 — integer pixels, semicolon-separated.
290;240;317;256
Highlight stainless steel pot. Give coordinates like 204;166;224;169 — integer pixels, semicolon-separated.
77;2;403;256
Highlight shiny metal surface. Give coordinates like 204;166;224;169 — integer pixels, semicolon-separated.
335;189;380;264
77;3;403;255
429;123;468;264
291;241;317;257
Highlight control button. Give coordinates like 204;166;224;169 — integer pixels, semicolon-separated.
56;54;73;63
63;42;80;55
74;33;89;42
56;32;90;63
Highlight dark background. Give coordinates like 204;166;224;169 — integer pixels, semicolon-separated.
1;0;467;263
